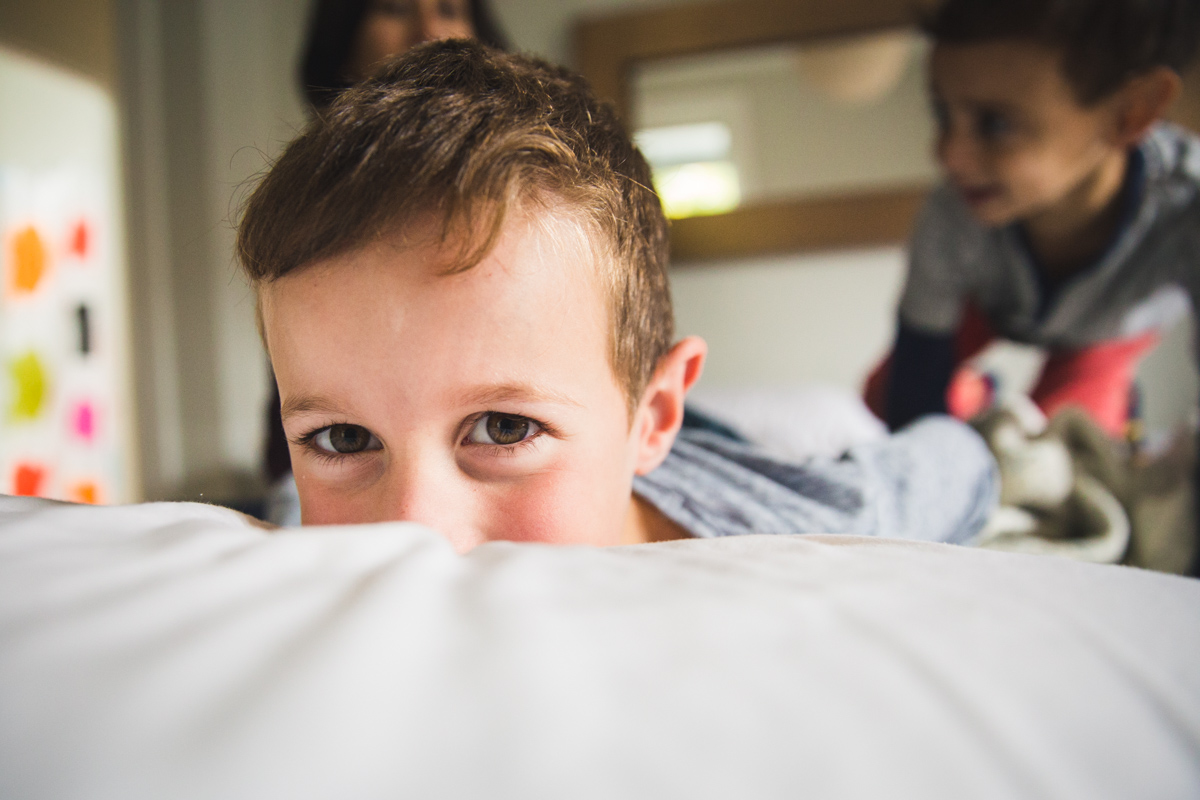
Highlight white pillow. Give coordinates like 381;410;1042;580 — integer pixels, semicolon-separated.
0;495;1197;800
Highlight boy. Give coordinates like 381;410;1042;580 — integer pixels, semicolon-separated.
867;0;1200;436
238;40;996;550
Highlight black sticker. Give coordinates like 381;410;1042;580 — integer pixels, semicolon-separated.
76;304;91;355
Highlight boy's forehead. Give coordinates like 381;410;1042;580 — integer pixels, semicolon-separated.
331;202;605;282
261;201;629;428
262;205;610;353
931;40;1069;99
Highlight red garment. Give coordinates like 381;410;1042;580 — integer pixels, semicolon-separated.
865;304;1159;437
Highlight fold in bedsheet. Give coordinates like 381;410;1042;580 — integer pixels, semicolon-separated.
0;495;1197;800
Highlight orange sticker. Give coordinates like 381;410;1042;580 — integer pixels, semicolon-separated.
68;481;100;505
9;226;47;294
14;463;46;497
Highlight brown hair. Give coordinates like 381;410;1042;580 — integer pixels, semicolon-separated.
238;39;672;412
925;0;1200;104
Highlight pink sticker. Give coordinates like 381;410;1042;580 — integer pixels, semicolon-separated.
70;401;96;442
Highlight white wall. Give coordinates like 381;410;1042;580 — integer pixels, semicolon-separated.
671;248;905;391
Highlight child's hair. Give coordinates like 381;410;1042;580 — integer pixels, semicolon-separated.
925;0;1200;103
237;39;673;413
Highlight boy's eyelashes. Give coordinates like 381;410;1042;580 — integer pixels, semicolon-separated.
298;424;383;457
293;411;554;459
464;412;543;447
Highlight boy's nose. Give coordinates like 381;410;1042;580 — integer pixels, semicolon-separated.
383;459;485;552
937;126;980;181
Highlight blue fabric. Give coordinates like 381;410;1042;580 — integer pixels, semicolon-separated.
635;416;998;544
681;404;747;442
887;323;956;431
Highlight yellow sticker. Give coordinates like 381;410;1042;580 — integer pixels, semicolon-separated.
9;352;47;420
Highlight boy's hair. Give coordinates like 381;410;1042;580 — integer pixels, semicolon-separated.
925;0;1200;103
238;40;673;412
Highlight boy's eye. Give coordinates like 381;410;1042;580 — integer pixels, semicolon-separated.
975;110;1015;142
313;424;383;454
467;413;541;446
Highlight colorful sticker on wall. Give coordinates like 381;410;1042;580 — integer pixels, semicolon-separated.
67;481;101;504
76;303;91;354
13;462;47;496
68;218;90;261
8;351;48;422
7;224;48;295
68;399;97;442
1;153;127;503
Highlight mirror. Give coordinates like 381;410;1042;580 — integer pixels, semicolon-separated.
575;0;939;263
632;31;935;221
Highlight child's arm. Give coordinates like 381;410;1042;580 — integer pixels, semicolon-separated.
886;188;975;429
887;324;956;428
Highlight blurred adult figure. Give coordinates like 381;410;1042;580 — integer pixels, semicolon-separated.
300;0;508;109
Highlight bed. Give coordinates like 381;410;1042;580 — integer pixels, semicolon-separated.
1;493;1197;799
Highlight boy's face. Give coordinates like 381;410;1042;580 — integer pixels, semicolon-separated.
261;209;652;550
929;40;1123;227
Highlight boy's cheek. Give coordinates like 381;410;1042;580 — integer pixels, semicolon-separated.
295;480;372;526
292;459;389;526
472;468;629;546
292;456;630;546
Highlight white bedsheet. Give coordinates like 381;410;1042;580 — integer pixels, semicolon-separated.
0;495;1197;799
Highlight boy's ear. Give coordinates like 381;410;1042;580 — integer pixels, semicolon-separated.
1111;66;1182;147
631;336;707;476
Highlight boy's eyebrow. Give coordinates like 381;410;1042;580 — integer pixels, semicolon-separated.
280;394;348;421
280;383;585;422
463;383;585;408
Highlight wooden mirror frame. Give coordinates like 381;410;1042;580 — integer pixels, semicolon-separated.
574;0;939;264
575;0;1200;264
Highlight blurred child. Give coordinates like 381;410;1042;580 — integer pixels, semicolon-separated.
866;0;1200;437
238;41;996;549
